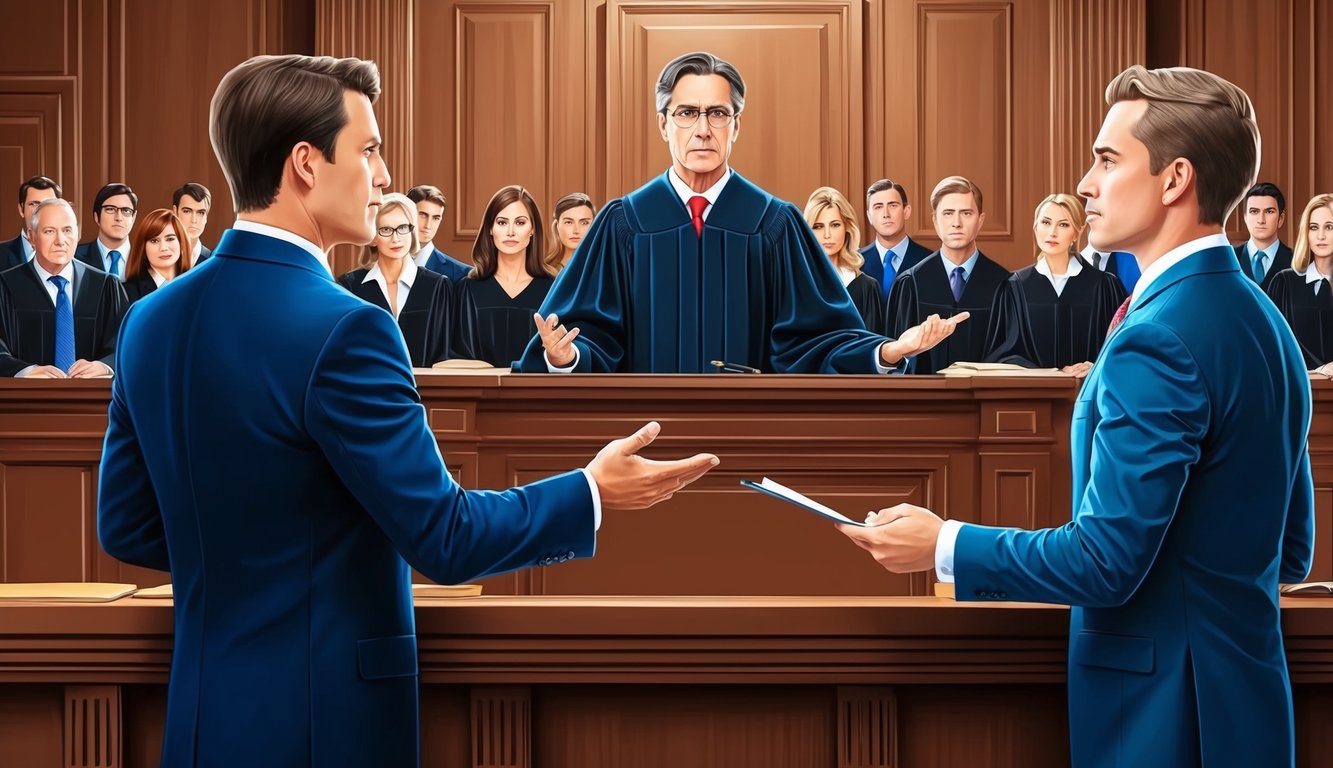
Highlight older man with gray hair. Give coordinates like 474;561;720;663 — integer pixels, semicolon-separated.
518;50;965;373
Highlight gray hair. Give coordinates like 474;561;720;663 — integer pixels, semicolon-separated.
28;197;77;232
654;52;746;116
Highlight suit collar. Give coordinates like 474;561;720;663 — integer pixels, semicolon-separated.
231;220;332;275
1131;241;1240;312
625;170;770;234
213;228;335;281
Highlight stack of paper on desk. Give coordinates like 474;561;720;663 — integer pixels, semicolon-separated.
0;582;138;602
938;361;1066;376
1281;582;1333;596
421;359;512;375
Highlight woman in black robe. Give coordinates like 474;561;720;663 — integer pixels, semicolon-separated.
803;186;884;331
986;193;1125;373
456;185;555;369
123;208;191;303
1266;193;1333;373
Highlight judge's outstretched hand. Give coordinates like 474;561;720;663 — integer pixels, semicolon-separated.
879;312;970;365
535;312;580;368
836;503;944;573
585;421;720;511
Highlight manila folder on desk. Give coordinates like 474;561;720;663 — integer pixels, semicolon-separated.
740;478;868;526
0;582;138;602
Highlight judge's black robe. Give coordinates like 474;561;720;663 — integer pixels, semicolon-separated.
515;171;887;373
337;267;465;368
985;259;1126;369
0;259;128;376
123;271;161;304
885;251;1010;374
845;272;884;336
1265;268;1333;368
457;275;552;369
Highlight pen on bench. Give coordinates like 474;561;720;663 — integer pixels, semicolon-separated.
710;360;762;374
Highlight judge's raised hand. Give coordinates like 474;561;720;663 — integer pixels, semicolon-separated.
879;312;970;365
534;312;580;368
836;503;944;573
585;421;720;511
21;365;68;379
67;359;112;378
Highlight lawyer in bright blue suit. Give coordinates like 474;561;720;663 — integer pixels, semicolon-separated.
838;66;1313;768
857;178;932;300
97;54;717;768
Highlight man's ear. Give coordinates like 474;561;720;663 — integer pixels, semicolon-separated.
288;141;320;192
657;112;669;143
1160;158;1194;208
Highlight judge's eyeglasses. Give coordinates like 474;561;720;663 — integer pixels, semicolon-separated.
377;223;415;238
667;106;737;129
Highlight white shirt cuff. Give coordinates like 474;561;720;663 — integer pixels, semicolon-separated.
578;467;602;531
874;347;911;375
934;518;964;583
545;345;579;373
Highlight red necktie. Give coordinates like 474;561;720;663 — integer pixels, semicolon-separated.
688;196;708;238
1106;295;1132;335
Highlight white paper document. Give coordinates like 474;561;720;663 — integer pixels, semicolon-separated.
740;477;868;526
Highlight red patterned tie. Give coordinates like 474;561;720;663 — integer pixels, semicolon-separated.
1106;295;1132;335
688;195;708;238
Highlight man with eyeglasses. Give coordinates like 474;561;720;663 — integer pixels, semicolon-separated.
172;182;214;267
518;50;965;374
1;176;62;271
74;182;138;279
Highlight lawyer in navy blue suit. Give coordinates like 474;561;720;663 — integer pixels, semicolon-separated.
0;175;61;271
171;181;214;267
1234;181;1293;291
803;186;883;331
73;182;137;280
545;191;596;272
518;51;966;374
121;209;191;304
857;178;932;300
406;183;472;280
96;54;718;768
839;65;1314;767
0;198;126;378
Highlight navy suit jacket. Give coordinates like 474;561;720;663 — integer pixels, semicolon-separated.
195;243;212;265
74;240;104;272
97;229;596;767
421;247;472;281
857;237;932;300
1233;240;1292;291
0;235;25;271
954;244;1314;766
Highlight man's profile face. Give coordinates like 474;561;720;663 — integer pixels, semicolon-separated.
306;90;391;247
415;200;443;247
932;192;984;252
95;193;136;243
29;204;77;274
1078;99;1163;255
173;195;209;242
1243;195;1284;244
657;74;739;180
867;188;910;243
19;187;56;230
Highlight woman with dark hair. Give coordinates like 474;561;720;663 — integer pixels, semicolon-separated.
336;192;466;367
545;192;596;272
123;208;191;302
456;185;554;368
1266;193;1333;374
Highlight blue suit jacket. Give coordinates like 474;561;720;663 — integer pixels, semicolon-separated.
74;240;107;272
954;245;1314;767
857;237;931;300
421;247;472;281
97;229;595;768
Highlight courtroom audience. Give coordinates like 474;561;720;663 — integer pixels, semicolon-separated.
803;186;883;330
545;192;596;272
858;178;932;300
0;198;127;377
2;176;61;271
985;194;1125;374
456;185;554;368
123;209;191;303
74;183;138;280
337;192;466;368
406;184;472;281
1266;193;1333;374
171;182;214;266
1236;181;1294;290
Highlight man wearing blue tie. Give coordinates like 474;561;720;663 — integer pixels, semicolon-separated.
857;178;932;301
1233;181;1292;291
839;65;1314;767
73;182;138;279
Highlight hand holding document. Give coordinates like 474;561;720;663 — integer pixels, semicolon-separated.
740;477;869;526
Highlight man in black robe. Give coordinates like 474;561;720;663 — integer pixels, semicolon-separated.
516;51;964;374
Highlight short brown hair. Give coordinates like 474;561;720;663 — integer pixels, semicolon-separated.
209;55;381;212
865;178;908;208
18;175;60;206
125;209;191;281
1292;194;1333;273
406;184;446;209
470;186;550;280
930;176;984;214
1104;65;1259;226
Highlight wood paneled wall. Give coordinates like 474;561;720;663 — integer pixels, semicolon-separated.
1;1;1329;275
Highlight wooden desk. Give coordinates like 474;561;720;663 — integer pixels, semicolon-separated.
1;596;1330;767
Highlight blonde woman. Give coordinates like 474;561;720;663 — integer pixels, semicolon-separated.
985;193;1126;373
803;186;883;330
1265;193;1333;373
336;192;468;366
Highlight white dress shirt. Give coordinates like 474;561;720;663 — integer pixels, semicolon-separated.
934;232;1232;582
1034;253;1083;297
1246;239;1276;278
94;238;128;279
231;219;333;276
363;256;417;319
1079;244;1110;271
874;237;910;274
17;230;35;261
1301;260;1331;295
150;269;169;288
413;245;435;269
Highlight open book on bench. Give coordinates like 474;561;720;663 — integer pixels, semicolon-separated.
1280;582;1333;596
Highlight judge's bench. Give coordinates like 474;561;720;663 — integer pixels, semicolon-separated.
2;374;1331;767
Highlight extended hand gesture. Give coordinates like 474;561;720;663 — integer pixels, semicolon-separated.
836;503;944;573
880;312;970;364
534;312;580;368
585;421;719;511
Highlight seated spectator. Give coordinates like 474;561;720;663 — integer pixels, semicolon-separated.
123;209;191;303
1266;193;1333;372
2;175;61;271
545;192;596;272
406;184;472;280
803;186;883;331
74;182;138;279
172;182;214;266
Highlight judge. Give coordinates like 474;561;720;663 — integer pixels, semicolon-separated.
516;51;963;374
123;209;192;303
803;186;883;331
986;193;1126;373
337;192;465;367
886;176;1010;374
0;198;127;377
1266;193;1333;371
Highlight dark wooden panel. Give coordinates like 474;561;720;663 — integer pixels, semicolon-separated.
896;684;1069;768
1;465;96;582
0;685;63;768
0;0;73;75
